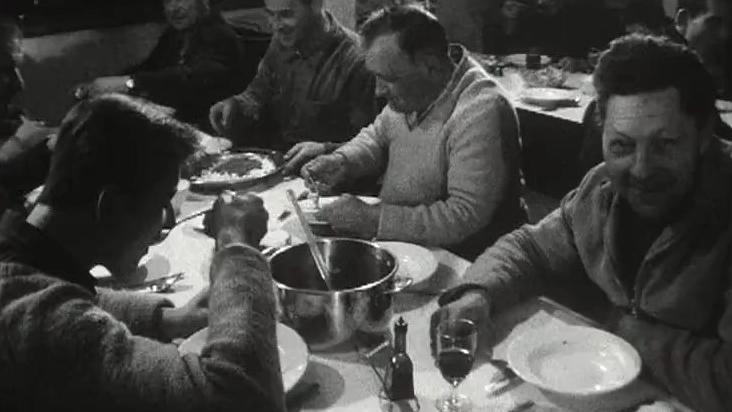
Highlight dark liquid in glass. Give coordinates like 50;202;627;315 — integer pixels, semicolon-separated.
437;348;474;384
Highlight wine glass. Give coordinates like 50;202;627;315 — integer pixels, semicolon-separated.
434;318;478;412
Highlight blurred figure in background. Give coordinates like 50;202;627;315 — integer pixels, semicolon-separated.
76;0;243;130
482;0;540;55
209;0;376;164
0;17;55;215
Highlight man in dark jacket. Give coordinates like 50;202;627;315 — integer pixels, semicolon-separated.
77;0;244;129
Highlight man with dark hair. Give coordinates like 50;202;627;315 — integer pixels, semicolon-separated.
0;93;285;411
675;0;731;98
301;5;527;260
77;0;243;129
209;0;377;171
432;34;732;411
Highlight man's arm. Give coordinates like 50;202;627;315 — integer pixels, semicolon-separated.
441;186;585;314
15;246;284;412
95;289;174;341
612;312;732;412
375;94;516;246
332;108;391;179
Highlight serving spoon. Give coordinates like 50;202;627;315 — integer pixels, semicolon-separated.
286;189;333;290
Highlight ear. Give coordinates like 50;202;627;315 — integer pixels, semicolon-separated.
675;8;690;35
95;185;129;224
414;52;442;77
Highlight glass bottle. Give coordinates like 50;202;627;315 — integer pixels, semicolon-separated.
385;317;415;401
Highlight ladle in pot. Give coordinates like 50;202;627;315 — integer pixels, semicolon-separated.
285;189;333;290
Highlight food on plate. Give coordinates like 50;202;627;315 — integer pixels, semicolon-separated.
194;152;277;183
520;66;567;88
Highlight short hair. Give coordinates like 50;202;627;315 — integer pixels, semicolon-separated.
38;94;197;210
593;34;717;130
360;4;448;60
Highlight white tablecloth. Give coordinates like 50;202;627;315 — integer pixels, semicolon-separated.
141;177;689;412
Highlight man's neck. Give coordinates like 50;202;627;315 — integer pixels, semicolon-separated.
26;204;97;271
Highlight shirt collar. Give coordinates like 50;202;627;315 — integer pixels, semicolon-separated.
0;211;97;292
405;44;469;129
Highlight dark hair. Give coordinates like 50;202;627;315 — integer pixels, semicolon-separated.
360;4;448;60
38;94;197;209
593;34;717;130
623;0;669;32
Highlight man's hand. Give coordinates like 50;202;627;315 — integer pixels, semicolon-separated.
283;142;328;175
160;287;209;340
301;153;349;194
203;191;269;249
76;76;130;98
315;194;379;238
209;95;259;136
430;291;494;355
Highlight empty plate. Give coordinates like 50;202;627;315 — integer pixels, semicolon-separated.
178;323;309;392
507;325;641;397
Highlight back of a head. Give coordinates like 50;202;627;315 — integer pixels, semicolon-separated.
38;94;197;210
360;4;448;60
593;34;716;130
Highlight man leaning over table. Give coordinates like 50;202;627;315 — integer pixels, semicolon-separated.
299;5;527;261
0;94;285;411
432;34;732;412
209;0;377;163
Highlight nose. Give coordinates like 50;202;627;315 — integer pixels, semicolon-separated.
375;78;390;99
630;145;654;179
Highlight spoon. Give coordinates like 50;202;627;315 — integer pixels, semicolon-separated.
285;189;333;290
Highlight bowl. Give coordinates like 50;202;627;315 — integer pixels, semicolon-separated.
507;325;641;409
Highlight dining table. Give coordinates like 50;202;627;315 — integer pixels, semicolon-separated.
129;175;693;412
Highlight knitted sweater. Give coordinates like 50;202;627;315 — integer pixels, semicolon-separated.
335;45;526;259
0;216;285;412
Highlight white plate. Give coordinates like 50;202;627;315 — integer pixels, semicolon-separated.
519;87;580;108
376;241;438;286
507;325;641;397
503;53;551;67
178;323;309;392
299;195;381;212
717;99;732;113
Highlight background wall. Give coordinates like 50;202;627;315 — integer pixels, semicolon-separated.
18;0;357;124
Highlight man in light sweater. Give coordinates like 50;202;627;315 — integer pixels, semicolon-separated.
302;5;527;260
0;94;284;411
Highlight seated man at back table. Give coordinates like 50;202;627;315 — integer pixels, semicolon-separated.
301;5;527;261
0;17;56;214
0;94;285;411
209;0;377;158
77;0;243;129
433;34;732;411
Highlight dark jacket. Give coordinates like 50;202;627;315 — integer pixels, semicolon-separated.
129;13;244;128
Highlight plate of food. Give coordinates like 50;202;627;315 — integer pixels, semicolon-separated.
507;325;641;399
178;323;309;393
519;87;581;109
189;148;284;193
503;53;551;68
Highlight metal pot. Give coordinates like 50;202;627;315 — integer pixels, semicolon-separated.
269;238;410;351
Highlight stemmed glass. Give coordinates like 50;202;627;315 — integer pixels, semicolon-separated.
434;318;478;412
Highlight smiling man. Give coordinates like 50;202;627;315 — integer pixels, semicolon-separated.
209;0;376;160
432;34;732;411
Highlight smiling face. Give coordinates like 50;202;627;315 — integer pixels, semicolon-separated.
602;88;711;221
163;0;205;31
365;34;438;114
264;0;319;49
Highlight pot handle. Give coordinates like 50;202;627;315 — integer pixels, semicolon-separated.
384;276;413;294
